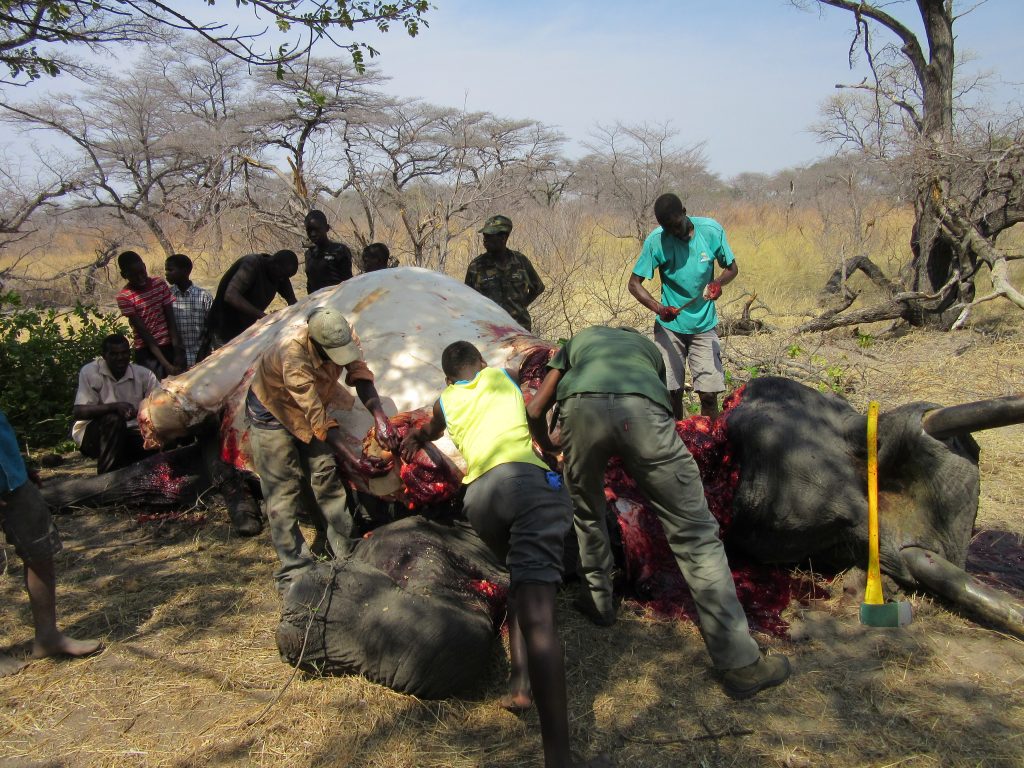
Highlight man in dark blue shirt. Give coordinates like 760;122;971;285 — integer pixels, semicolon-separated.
304;210;353;294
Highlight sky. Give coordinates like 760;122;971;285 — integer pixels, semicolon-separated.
348;0;1024;177
4;0;1023;180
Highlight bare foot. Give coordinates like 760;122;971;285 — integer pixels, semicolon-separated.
498;690;534;713
32;634;103;660
0;653;29;677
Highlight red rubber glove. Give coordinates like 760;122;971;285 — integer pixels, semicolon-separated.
657;305;681;321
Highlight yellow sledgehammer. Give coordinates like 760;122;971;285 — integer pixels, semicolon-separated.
860;401;913;628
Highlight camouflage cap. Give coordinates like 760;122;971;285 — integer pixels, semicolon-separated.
479;215;513;235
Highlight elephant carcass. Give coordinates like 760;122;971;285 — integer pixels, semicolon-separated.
133;268;543;692
612;376;1024;638
127;267;1024;677
277;516;508;698
721;377;1024;636
139;266;545;499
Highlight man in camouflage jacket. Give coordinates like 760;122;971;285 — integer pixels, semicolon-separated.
464;215;545;331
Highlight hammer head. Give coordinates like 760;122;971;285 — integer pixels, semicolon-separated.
860;601;913;628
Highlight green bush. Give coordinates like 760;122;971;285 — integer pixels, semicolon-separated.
0;291;127;450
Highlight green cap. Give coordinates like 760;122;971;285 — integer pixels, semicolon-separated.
479;215;513;235
308;308;361;366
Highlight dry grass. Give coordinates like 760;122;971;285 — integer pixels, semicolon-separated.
2;326;1023;767
2;211;1024;766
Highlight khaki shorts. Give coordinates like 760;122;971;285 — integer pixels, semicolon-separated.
1;481;62;563
653;326;725;393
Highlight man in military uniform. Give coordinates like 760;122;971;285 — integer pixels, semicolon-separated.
464;215;545;331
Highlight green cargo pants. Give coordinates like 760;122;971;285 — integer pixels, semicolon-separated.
249;424;354;589
559;393;760;670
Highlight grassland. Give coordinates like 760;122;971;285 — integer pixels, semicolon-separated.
1;209;1023;767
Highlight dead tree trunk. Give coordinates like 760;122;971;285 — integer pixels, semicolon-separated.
821;253;901;298
802;1;1023;332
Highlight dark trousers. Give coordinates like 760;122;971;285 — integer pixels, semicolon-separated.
135;344;176;379
79;413;152;474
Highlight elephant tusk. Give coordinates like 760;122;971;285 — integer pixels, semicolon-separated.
901;546;1024;639
921;395;1024;440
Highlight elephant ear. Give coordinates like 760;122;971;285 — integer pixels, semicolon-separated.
724;376;865;564
276;517;507;699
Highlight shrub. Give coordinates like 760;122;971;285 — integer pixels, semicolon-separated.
0;291;127;450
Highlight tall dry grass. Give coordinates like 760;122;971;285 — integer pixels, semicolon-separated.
3;201;1022;339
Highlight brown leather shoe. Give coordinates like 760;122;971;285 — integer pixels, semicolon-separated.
721;654;791;699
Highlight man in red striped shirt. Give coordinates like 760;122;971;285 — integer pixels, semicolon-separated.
116;251;184;379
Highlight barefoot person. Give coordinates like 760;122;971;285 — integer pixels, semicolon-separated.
401;341;606;768
0;409;101;675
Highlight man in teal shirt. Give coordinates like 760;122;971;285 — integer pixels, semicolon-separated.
628;193;738;419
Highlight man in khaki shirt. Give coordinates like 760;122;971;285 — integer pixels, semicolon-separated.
245;308;397;590
72;334;159;474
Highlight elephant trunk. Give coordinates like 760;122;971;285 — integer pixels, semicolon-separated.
921;395;1024;440
901;545;1024;639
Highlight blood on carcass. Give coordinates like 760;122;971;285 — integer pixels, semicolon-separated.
133;455;207;526
606;384;821;635
390;413;463;507
395;379;820;635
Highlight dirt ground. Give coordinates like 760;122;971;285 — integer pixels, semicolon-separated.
1;327;1022;768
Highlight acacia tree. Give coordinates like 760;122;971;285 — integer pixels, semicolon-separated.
796;154;904;306
0;0;430;84
794;0;1024;331
144;40;256;253
1;40;256;256
342;99;563;271
0;151;81;274
576;122;715;244
238;59;385;242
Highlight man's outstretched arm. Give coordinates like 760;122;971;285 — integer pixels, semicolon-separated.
400;400;446;463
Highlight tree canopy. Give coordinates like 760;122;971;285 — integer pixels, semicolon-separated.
0;0;430;84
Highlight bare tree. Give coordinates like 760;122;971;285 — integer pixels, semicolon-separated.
577;121;715;243
800;154;903;307
0;151;81;270
520;202;649;340
0;0;430;84
1;40;256;256
238;59;386;242
794;0;1024;331
343;99;563;271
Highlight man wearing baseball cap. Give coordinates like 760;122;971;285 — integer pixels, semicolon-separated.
245;307;398;591
465;215;545;331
